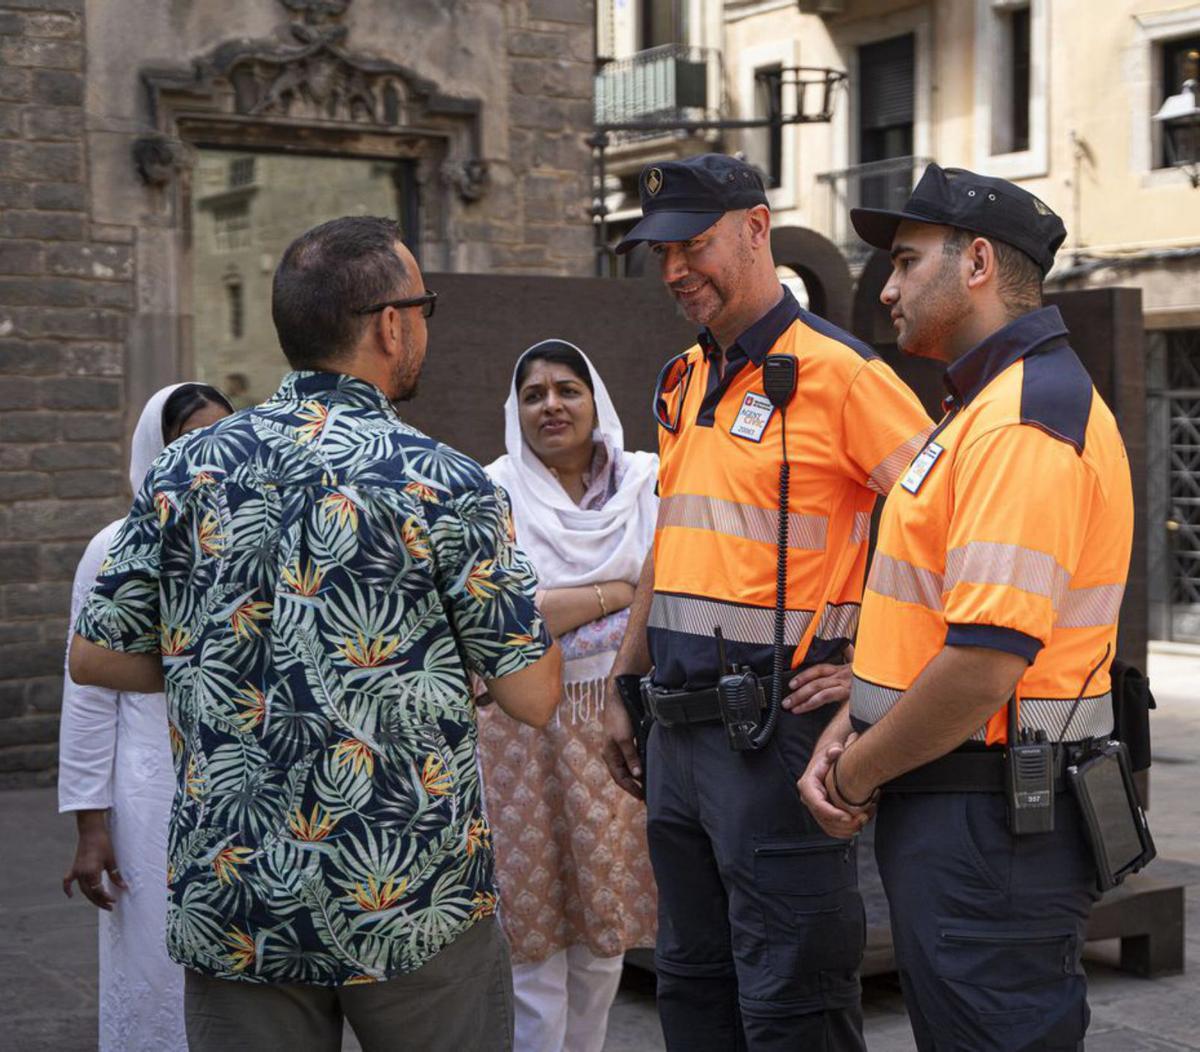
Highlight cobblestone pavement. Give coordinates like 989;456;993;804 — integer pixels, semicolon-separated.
4;652;1196;1050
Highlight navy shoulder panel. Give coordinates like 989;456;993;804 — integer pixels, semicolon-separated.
1019;341;1092;455
797;307;879;362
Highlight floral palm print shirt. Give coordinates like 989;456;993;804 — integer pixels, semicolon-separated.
77;371;551;984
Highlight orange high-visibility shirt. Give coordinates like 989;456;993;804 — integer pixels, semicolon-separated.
850;307;1134;744
650;288;932;689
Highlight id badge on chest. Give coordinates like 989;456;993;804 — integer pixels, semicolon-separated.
900;441;944;494
730;392;774;442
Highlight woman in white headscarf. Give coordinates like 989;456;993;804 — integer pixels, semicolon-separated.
58;382;233;1052
480;340;659;1052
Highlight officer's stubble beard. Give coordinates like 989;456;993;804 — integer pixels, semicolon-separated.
671;222;755;333
897;245;974;364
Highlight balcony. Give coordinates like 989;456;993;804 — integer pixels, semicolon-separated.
594;44;723;146
815;155;932;261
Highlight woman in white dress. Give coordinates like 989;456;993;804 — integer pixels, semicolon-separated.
59;382;232;1052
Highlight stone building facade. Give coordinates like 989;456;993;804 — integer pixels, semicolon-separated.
0;0;595;785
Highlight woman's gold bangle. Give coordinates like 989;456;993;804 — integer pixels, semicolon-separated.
593;583;608;618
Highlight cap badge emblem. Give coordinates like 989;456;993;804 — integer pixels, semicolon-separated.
646;168;663;196
1032;196;1052;216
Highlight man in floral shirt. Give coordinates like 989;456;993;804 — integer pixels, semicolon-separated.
70;216;561;1051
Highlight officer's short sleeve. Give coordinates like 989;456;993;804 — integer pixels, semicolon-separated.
942;424;1092;661
428;478;551;681
75;476;163;654
839;358;933;494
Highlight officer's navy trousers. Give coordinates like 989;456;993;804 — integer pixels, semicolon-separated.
875;788;1098;1051
645;708;867;1052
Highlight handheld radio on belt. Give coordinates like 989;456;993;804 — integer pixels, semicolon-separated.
716;354;798;751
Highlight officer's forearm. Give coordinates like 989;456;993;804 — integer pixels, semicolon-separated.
815;701;853;754
837;644;1027;799
610;554;654;676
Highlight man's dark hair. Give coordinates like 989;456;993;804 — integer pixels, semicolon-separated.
161;383;234;441
943;227;1042;319
514;341;595;395
271;216;408;369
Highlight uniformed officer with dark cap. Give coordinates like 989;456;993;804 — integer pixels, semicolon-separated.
800;163;1135;1050
602;153;931;1051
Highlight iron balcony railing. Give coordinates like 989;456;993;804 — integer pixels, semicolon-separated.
594;44;723;143
815;155;933;259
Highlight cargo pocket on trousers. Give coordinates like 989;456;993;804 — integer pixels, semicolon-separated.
753;835;864;979
935;925;1082;1038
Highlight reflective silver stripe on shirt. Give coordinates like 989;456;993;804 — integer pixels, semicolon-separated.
657;493;828;551
851;511;871;545
850;674;1114;741
818;602;861;641
649;593;860;648
649;592;814;646
1056;583;1124;629
868;427;934;495
866;552;945;611
944;541;1070;607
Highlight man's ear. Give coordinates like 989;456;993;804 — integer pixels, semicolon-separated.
966;237;996;290
746;205;772;250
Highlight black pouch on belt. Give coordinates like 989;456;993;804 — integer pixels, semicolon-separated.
1109;659;1156;773
1066;739;1157;892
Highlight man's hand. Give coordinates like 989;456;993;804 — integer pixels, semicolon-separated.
798;735;871;839
62;810;127;911
602;678;644;800
782;662;852;714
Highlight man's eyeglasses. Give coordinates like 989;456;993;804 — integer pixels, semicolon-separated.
357;289;438;319
653;352;694;434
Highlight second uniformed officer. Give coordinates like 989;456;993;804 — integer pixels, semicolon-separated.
602;154;932;1050
800;165;1135;1050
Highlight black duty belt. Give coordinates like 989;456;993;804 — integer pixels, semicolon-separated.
882;746;1074;795
645;677;779;728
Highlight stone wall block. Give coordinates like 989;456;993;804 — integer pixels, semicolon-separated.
0;411;57;442
0;544;41;584
22;308;125;342
0;68;29;102
21;104;84;141
51;468;122;498
0;180;30;207
0;621;40;645
0;340;61;374
60;412;121;442
0;714;60;748
58;342;122;376
1;580;71;617
0;36;82;70
30;441;120;471
0;742;58;773
38;378;122;411
0;376;39;410
30;68;82;105
0;471;52;500
0;239;44;275
0;276;88;306
0;101;22;137
0;641;64;679
1;498;126;540
31;180;84;210
529;0;591;24
507;30;563;58
0;208;86;241
22;12;82;38
45;242;133;280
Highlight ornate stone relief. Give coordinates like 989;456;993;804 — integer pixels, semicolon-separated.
133;0;488;201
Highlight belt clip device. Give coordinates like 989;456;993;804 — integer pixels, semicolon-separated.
1005;690;1056;835
715;626;764;752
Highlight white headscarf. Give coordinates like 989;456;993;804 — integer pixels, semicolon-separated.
128;383;189;494
487;341;658;591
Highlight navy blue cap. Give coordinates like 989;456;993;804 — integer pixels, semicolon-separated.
615;153;770;255
850;163;1067;275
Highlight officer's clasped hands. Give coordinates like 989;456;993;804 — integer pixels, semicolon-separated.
798;735;873;840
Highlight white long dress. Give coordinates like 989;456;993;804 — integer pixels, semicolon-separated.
58;522;185;1052
57;383;194;1052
